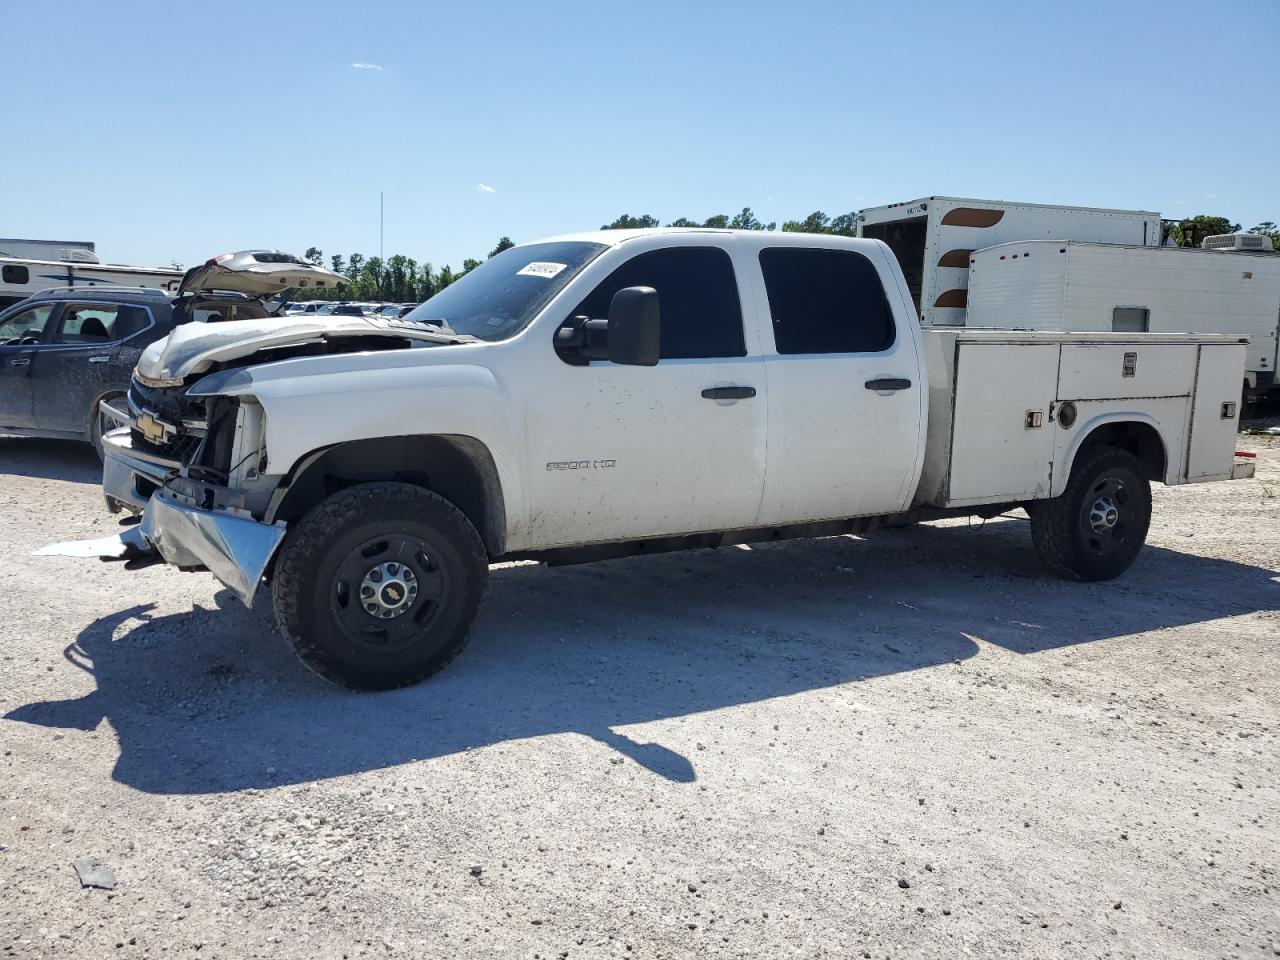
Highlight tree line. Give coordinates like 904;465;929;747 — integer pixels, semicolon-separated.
296;207;1278;303
298;236;517;303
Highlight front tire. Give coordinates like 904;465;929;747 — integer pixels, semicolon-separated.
272;482;489;690
1029;447;1152;582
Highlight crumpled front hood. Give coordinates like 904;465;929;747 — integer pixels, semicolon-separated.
135;315;465;385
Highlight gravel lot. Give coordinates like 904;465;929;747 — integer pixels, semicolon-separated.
1;423;1278;959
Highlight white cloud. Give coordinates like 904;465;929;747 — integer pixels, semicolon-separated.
476;183;498;193
351;62;383;71
1203;192;1218;199
1175;199;1190;206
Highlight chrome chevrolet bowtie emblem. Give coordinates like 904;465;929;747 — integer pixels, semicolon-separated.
135;413;170;444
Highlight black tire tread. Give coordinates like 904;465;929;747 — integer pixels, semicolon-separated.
1029;446;1151;582
272;482;488;690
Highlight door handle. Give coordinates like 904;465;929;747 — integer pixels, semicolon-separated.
864;377;912;392
88;355;112;364
701;385;756;401
9;358;30;367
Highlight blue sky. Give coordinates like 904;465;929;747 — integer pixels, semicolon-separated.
4;0;1277;271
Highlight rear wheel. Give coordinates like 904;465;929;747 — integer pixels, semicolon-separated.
1029;446;1151;581
272;482;489;690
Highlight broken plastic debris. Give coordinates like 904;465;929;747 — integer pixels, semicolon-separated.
73;857;116;890
34;527;150;561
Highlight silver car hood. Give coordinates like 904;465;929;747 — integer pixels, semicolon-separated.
135;315;466;385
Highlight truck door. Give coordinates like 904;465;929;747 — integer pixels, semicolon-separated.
524;243;767;547
32;302;155;435
754;244;926;524
0;301;60;429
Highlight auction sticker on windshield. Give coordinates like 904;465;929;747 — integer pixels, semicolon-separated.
516;262;567;278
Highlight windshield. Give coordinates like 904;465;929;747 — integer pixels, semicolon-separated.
403;241;606;341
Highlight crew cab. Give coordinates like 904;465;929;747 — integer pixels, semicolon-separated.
89;229;1255;690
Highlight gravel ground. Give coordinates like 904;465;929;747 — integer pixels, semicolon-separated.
1;424;1277;959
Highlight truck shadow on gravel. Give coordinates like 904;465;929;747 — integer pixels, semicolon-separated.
6;518;1278;794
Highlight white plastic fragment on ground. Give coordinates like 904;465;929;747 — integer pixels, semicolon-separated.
34;527;145;558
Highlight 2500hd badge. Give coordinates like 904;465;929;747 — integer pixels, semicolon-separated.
546;459;617;471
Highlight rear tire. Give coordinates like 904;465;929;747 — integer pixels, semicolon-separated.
1029;446;1151;582
272;482;489;691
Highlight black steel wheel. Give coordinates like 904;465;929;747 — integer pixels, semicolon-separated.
1029;446;1152;582
272;482;488;690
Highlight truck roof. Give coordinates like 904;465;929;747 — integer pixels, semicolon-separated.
860;196;1161;218
532;227;880;248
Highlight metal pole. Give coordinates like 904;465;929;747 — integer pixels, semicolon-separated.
379;191;384;301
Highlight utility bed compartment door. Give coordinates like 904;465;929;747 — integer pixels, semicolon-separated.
1057;344;1196;400
1187;342;1247;481
948;342;1058;503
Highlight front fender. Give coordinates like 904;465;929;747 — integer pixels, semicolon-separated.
188;350;529;549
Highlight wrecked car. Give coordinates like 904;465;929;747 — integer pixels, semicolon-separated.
0;251;344;457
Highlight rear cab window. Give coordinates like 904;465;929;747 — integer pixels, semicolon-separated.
565;246;745;361
759;247;896;354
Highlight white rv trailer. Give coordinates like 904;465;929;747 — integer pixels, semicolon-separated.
0;256;184;308
857;197;1163;326
965;240;1280;399
0;238;97;262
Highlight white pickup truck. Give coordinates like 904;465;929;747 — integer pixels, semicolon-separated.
95;229;1255;690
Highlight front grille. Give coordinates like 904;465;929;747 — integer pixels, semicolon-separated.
127;376;208;465
129;380;188;422
130;429;204;464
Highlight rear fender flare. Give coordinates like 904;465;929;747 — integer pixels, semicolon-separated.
1053;411;1171;496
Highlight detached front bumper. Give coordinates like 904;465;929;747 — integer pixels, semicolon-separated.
140;492;287;607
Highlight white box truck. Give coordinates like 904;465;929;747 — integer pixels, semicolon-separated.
857;196;1163;325
964;241;1280;401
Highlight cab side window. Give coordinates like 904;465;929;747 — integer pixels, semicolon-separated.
569;247;745;360
53;305;151;344
759;247;896;354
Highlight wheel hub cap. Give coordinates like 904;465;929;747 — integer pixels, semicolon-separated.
360;562;418;619
1089;495;1120;534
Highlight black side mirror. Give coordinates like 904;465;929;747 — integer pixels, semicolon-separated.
605;286;660;366
553;285;661;366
